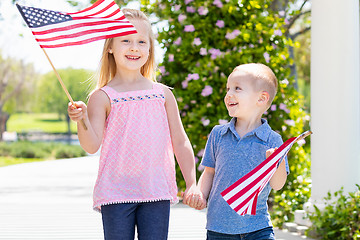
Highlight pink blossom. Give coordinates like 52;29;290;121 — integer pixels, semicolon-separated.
201;85;213;97
201;118;210;126
225;29;240;40
193;37;202;46
178;14;186;22
274;29;282;36
219;119;228;125
197;149;205;157
209;48;222;59
279;10;285;17
184;25;195;32
174;37;182;45
186;73;200;81
195;156;199;163
279;103;290;113
197;164;205;171
174;5;181;11
270;104;277;111
198;6;208;15
159;66;165;74
284;18;290;25
297;139;306;146
200;48;207;56
284;119;295;126
213;0;223;8
168;54;174;62
216;20;225;28
186;6;196;13
263;52;270;63
182;80;189;89
185;0;194;4
281;79;289;85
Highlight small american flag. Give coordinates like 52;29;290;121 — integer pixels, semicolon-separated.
16;0;137;48
221;131;312;216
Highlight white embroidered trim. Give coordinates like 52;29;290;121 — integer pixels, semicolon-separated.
93;197;179;213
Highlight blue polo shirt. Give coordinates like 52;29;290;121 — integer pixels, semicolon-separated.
201;118;289;234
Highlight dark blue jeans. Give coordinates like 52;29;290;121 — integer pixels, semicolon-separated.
207;227;275;240
101;200;170;240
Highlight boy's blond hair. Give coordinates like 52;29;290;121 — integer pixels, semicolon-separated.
234;63;278;106
96;9;156;89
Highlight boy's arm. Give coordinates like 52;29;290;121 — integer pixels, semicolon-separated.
198;166;215;201
267;148;287;191
163;87;197;200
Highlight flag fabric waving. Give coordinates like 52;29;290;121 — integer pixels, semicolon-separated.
221;131;312;216
16;0;137;48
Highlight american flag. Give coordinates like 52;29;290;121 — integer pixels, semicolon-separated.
221;131;312;216
16;0;137;48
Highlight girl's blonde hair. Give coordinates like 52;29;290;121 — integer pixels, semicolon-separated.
96;9;156;89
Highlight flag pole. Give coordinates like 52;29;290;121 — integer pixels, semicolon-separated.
41;48;88;130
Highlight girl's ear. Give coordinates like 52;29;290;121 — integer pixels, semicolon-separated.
258;91;270;106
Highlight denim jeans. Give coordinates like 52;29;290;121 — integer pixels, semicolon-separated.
101;200;170;240
207;227;275;240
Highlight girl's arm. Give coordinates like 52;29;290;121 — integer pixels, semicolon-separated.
267;148;287;191
163;87;198;201
68;90;110;154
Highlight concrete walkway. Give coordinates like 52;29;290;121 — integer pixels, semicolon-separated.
0;156;309;239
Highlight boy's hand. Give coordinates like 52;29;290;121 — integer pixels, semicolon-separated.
68;101;87;122
266;147;277;158
182;185;207;210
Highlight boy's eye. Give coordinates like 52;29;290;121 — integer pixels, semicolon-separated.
235;87;242;90
122;40;129;43
139;40;146;44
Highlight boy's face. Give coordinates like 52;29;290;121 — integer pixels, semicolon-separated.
224;70;262;119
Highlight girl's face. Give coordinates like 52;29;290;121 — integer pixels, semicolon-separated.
110;19;150;73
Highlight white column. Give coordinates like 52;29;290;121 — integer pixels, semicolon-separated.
311;0;360;202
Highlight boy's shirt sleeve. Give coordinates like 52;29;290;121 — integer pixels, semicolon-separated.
200;126;219;168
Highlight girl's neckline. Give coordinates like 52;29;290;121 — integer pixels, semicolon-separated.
105;82;155;94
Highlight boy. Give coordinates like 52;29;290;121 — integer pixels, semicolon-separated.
189;63;289;239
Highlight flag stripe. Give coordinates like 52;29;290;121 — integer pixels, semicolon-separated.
227;161;278;206
31;20;130;36
221;137;295;197
17;0;136;48
38;30;136;48
35;25;135;42
221;136;298;216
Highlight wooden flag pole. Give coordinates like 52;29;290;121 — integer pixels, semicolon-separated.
295;130;313;143
41;48;88;130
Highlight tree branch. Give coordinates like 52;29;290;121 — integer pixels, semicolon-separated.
285;10;311;35
290;26;311;40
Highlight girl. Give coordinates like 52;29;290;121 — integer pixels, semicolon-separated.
68;9;200;240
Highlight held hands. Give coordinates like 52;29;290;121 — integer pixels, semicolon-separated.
67;101;88;122
182;185;207;210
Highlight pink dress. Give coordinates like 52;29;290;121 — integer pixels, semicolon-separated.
93;83;178;212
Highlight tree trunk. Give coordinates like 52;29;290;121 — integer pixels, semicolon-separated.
0;111;9;141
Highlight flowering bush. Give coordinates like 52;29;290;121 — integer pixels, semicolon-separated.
143;0;310;225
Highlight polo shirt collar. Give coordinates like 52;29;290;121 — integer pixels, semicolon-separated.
220;118;272;142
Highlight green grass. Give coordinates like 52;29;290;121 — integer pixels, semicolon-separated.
7;113;77;133
0;156;47;167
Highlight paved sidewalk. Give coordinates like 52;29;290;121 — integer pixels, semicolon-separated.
0;156;309;239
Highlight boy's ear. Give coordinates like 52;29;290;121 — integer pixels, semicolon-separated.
258;91;270;106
